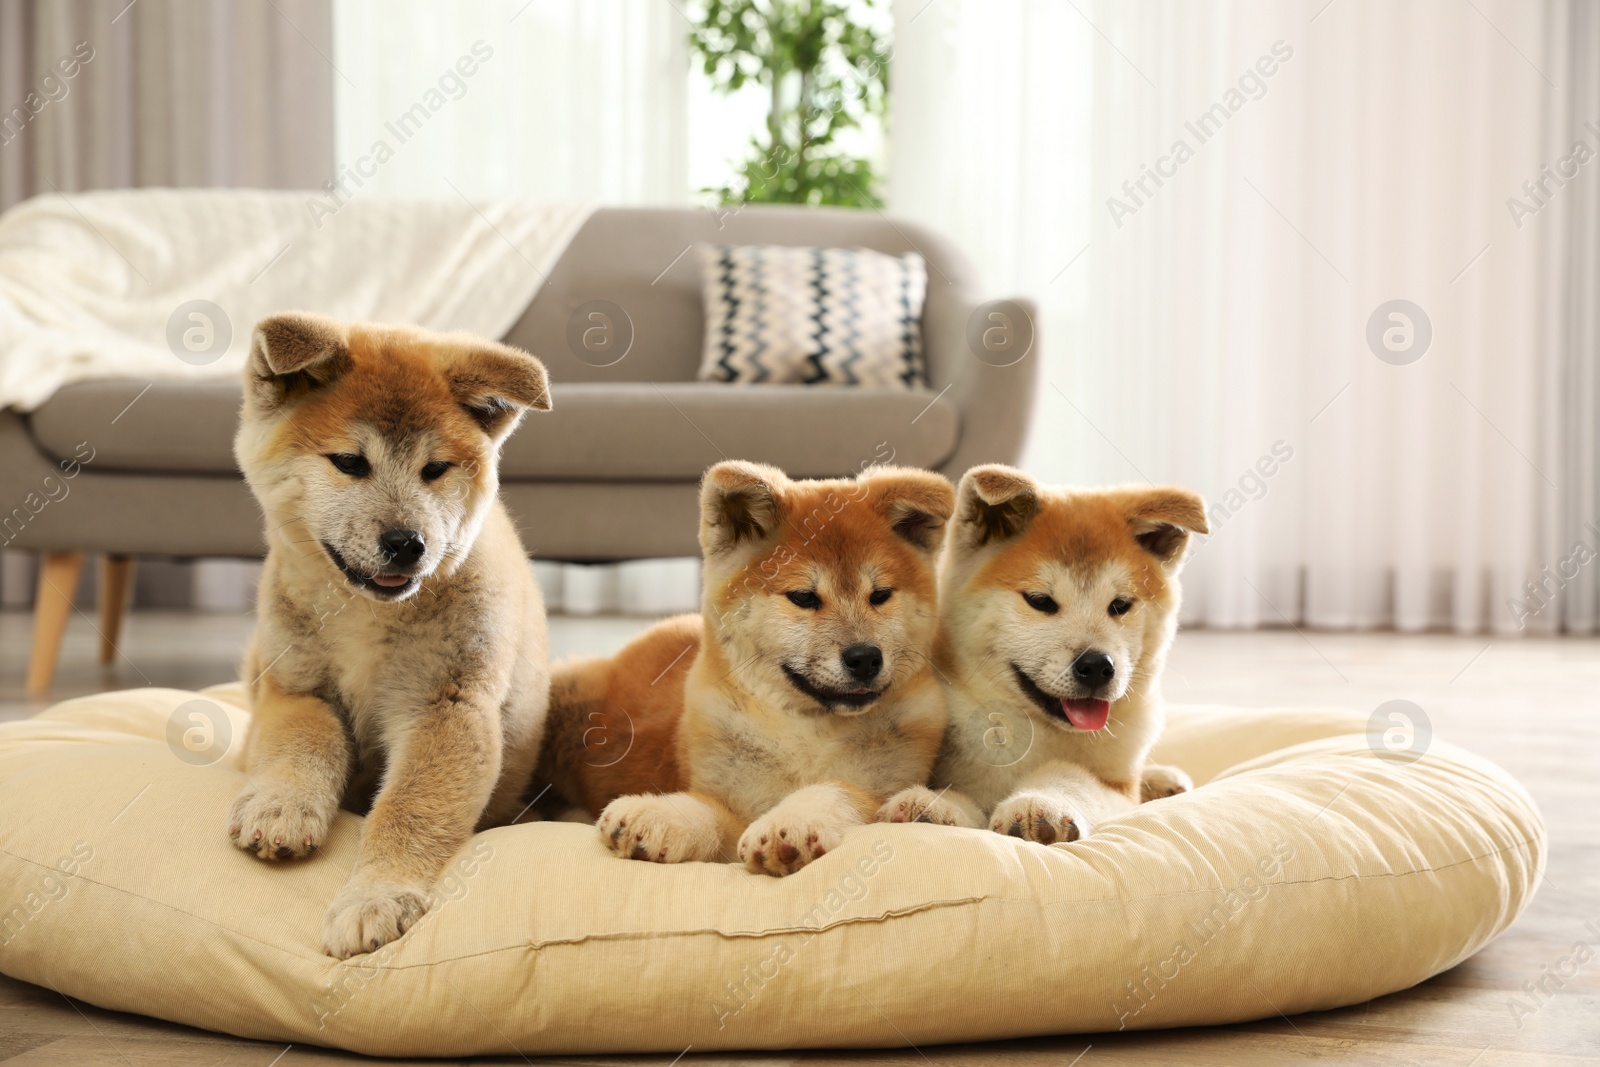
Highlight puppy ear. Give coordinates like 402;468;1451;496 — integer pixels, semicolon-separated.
863;467;955;552
1123;487;1209;564
952;464;1040;550
700;461;785;557
445;340;552;440
246;312;350;407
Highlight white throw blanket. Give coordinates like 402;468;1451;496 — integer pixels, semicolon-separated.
0;190;595;410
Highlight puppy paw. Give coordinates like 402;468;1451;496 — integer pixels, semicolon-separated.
989;792;1087;845
739;805;850;876
875;786;983;828
228;782;333;860
321;880;430;959
1140;763;1194;803
597;794;721;863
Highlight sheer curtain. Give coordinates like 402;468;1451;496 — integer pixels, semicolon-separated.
330;0;687;204
1561;0;1600;635
892;0;1592;634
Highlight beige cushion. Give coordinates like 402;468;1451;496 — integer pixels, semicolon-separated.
0;686;1543;1057
27;379;243;474
27;380;959;480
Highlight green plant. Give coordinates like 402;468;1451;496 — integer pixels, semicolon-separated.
689;0;889;208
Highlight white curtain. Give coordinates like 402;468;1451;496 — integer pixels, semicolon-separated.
330;0;687;203
892;0;1593;635
1561;0;1600;635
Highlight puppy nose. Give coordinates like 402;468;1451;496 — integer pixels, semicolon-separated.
1072;650;1115;687
378;529;426;566
841;644;883;683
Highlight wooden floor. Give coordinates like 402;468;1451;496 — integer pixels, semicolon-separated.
1;610;1596;1066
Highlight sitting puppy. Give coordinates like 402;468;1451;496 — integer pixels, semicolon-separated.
539;461;953;875
880;465;1206;842
231;312;551;957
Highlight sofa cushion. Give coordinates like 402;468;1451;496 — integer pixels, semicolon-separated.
27;379;960;481
501;382;958;479
28;379;243;475
696;244;928;387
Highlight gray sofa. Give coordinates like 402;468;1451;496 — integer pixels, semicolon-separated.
3;204;1038;688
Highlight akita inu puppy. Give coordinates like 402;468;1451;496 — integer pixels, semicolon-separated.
543;461;953;876
880;465;1206;842
231;312;551;958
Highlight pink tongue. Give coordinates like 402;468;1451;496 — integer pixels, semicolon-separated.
371;574;410;588
1061;698;1111;731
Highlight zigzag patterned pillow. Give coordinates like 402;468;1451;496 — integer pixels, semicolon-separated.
697;244;928;388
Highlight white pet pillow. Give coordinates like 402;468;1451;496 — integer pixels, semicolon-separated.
0;684;1543;1057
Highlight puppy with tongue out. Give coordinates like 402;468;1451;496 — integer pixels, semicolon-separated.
876;466;1208;845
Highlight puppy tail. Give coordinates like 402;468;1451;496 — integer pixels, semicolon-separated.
530;656;613;817
533;613;702;816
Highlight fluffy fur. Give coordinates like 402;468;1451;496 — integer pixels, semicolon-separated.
231;312;551;958
537;461;955;876
879;465;1207;842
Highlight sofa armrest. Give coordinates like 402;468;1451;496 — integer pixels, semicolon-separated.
922;293;1040;477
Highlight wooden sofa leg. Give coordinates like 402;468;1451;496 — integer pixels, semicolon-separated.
26;551;85;694
98;555;135;665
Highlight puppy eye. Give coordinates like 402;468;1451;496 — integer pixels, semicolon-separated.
421;460;450;482
869;588;893;606
327;453;369;478
1109;598;1134;617
1022;591;1058;614
786;590;823;610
